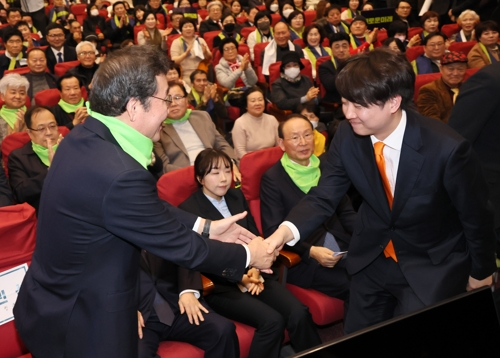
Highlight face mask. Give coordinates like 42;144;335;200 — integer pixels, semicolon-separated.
223;23;235;33
90;9;99;16
257;20;270;32
282;9;294;19
284;67;300;78
395;35;406;42
270;4;279;12
310;120;318;129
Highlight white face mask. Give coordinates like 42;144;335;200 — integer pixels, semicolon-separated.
394;35;406;42
310;120;318;129
90;9;99;16
282;8;294;18
270;3;279;12
284;67;300;78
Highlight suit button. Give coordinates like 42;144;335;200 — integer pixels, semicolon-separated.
379;245;384;249
222;268;236;277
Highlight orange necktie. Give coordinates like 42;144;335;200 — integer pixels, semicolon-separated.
374;142;398;262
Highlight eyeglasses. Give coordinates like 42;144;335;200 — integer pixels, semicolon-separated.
29;123;58;133
223;46;237;52
285;132;314;144
151;94;187;106
47;33;65;38
427;42;445;48
78;51;95;57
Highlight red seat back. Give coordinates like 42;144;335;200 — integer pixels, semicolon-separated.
406;45;424;62
54;60;80;76
414;72;441;102
98;9;108;18
240;146;283;234
166;34;182;50
156;13;166;26
157;166;199;207
236;16;248;24
303;10;316;26
34;88;61;107
268;58;313;91
240;26;255;40
197;9;208;21
408;27;423;39
315;55;332;92
271;13;281;26
3;67;31;76
253;42;269;67
203;30;221;50
448;41;477;56
70;3;87;15
441;23;460;38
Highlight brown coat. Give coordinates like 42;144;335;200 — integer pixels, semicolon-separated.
467;43;500;69
417;78;455;123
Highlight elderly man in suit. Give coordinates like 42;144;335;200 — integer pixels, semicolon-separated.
265;48;496;334
260;114;354;301
13;45;276;358
417;51;468;123
44;23;78;74
154;81;241;181
22;49;58;104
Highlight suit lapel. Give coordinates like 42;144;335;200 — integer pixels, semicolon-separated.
391;112;425;222
194;190;224;220
163;124;189;157
189;114;212;149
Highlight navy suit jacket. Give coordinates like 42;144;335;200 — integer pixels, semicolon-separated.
13;117;247;358
44;45;77;73
284;110;496;306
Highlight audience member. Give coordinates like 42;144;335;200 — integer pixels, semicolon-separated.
467;20;499;68
188;69;228;129
146;0;169;22
51;74;87;129
0;8;22;39
297;102;327;156
321;5;350;41
169;12;184;35
393;1;419;28
341;0;361;21
137;11;170;50
265;0;280;14
261;21;304;77
417;51;467;122
213;14;242;49
362;3;374;11
302;24;331;78
166;61;191;93
15;21;40;49
387;20;420;48
348;15;380;54
451;10;479;42
0;28;27;77
279;0;295;22
22;49;58;103
44;23;78;74
318;32;350;105
83;3;107;43
287;10;304;41
261;114;353;299
411;32;447;74
383;37;406;53
104;1;135;50
232;86;278;160
247;11;273;61
154;82;239;179
240;7;259;28
200;1;223;37
230;0;246;19
138;250;239;358
293;0;305;12
48;0;70;25
179;148;322;358
170;18;212;86
271;51;319;112
8;106;62;214
0;166;12;207
65;20;83;48
67;41;99;90
0;74;28;145
420;11;440;40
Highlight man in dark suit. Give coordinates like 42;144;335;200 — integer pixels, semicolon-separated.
8;106;61;214
199;1;223;38
51;73;88;129
0;7;22;41
318;32;351;105
138;250;239;358
0;28;27;77
104;1;135;49
261;114;354;300
13;45;276;358
449;61;500;259
44;23;78;74
265;48;496;334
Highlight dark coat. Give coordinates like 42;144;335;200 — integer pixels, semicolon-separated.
44;45;78;73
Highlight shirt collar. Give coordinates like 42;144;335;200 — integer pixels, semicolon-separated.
370;110;407;151
204;192;226;205
51;46;65;58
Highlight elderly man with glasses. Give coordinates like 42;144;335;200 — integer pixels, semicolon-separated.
68;41;100;90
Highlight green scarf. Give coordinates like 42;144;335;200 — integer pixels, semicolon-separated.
8;52;23;70
58;98;84;114
479;43;494;64
0;105;26;129
163;109;192;125
32;142;59;167
280;152;320;193
86;103;153;169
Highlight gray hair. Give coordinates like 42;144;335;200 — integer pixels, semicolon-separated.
89;45;169;116
76;40;97;55
458;10;479;24
0;73;30;95
207;1;222;11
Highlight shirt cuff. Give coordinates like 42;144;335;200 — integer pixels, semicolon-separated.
300;96;308;104
281;221;300;246
179;289;200;299
193;217;201;232
242;244;250;267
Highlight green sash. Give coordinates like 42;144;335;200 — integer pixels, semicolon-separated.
0;105;26;129
32;142;59;167
280;152;320;193
164;109;192;125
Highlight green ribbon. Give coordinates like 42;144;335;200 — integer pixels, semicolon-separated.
163;108;192;125
32;142;59;167
8;52;23;70
0;105;26;129
86;103;153;169
280;152;320;193
58;98;84;114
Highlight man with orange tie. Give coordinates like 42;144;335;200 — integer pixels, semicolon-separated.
264;48;497;333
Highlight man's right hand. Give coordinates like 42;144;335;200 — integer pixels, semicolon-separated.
247;236;277;270
73;106;88;126
309;246;342;268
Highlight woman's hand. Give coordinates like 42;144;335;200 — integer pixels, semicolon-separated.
178;292;209;325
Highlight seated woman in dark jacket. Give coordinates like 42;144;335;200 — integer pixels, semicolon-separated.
83;3;107;46
179;148;321;358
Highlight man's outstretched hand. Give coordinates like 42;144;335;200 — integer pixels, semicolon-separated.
209;212;256;244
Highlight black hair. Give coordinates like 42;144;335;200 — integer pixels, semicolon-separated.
329;32;350;46
45;22;65;34
383;37;406;53
190;69;208;84
325;4;342;17
25;105;54;129
475;20;499;40
387;20;408;38
422;31;447;46
243;86;264;107
194;148;232;187
286;10;304;25
303;24;325;47
254;10;272;25
57;73;83;91
179;17;197;31
278;113;313;139
420;10;439;28
219;37;239;54
2;28;22;43
6;7;22;17
167;80;188;96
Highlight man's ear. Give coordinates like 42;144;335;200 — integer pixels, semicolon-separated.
125;98;140;122
278;138;286;152
389;95;403;114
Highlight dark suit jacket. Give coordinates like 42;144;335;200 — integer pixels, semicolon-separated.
7;141;48;214
449;62;500;231
22;72;58;99
44;45;78;73
0;49;28;78
13;117;247;358
318;59;341;104
0;166;12;207
261;160;356;260
199;19;221;38
83;16;107;38
104;18;134;46
51;104;77;129
179;188;260;294
417;78;454;123
284;110;496;306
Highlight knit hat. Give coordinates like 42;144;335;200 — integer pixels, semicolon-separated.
350;15;367;27
280;51;304;72
441;51;468;65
